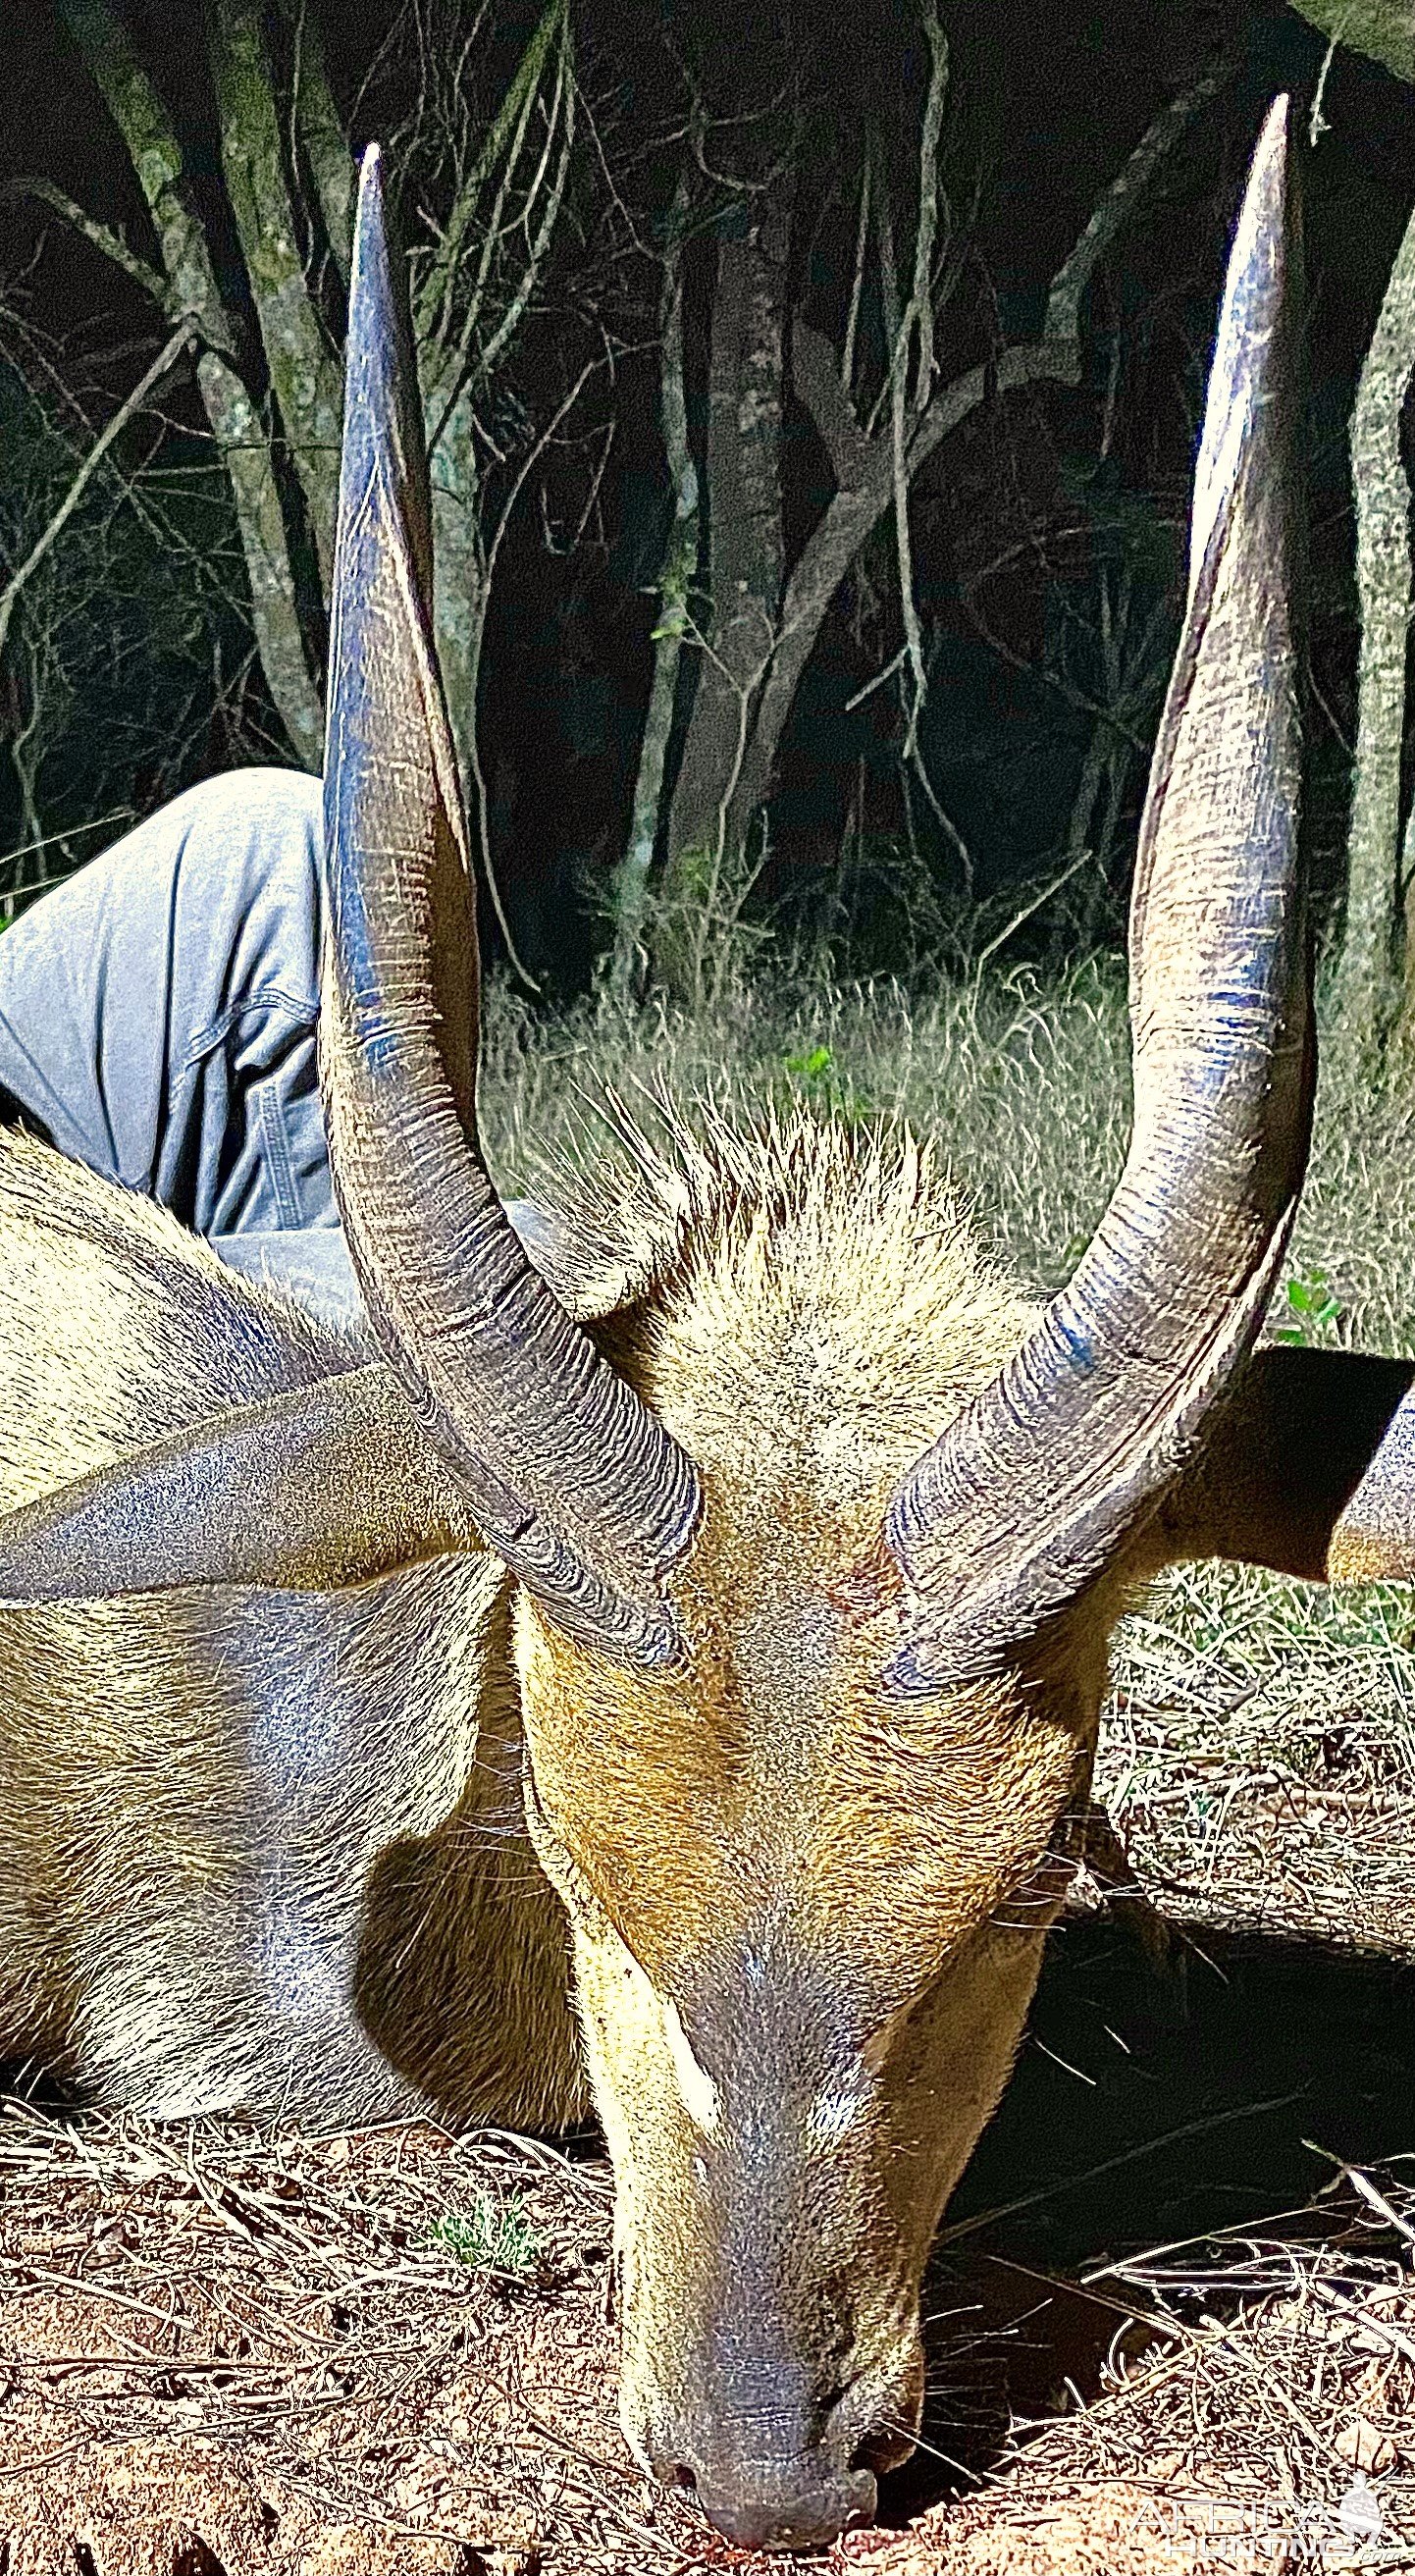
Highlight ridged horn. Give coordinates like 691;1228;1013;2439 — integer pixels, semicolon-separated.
321;147;701;1663
887;97;1308;1688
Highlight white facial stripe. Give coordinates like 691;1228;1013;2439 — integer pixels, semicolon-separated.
606;1933;723;2139
661;1991;722;2137
808;2081;865;2146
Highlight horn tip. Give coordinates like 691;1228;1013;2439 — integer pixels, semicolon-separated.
353;142;389;266
1187;92;1299;583
1258;89;1290;154
1246;92;1292;240
1233;88;1295;297
344;139;413;467
356;143;387;237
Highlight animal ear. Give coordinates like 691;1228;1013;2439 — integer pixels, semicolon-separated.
0;1364;484;1603
1145;1346;1415;1584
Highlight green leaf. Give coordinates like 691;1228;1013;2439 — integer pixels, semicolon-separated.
1277;1264;1342;1348
431;2191;541;2278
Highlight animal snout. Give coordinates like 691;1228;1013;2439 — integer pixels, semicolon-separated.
655;2353;923;2551
675;2448;876;2552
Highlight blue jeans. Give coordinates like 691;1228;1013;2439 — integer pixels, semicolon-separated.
0;769;365;1326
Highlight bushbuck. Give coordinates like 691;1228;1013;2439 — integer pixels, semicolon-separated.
0;103;1410;2551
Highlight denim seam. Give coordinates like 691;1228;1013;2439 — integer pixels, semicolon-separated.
255;1078;302;1229
182;988;318;1073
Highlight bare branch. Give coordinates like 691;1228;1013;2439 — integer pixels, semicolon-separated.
52;0;323;757
282;0;354;285
55;0;238;355
877;172;926;747
791;323;872;487
909;0;949;407
1;179;167;306
1044;63;1225;356
209;0;343;586
614;168;698;999
195;349;324;764
461;356;603;991
467;33;574;395
843;643;907;710
841;149;871;397
970;846;1093;973
896;656;973;894
730;71;1224;855
0;316;195;665
422;12;574;468
413;0;564;359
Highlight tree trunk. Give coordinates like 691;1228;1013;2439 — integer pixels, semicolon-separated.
733;341;1074;856
56;0;325;767
209;0;344;592
1332;197;1415;1060
657;175;792;989
427;387;489;819
612;185;697;1000
638;74;1216;1001
281;0;354;284
197;354;326;769
34;0;581;829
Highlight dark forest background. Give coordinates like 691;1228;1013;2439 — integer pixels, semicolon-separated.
1;0;1413;1022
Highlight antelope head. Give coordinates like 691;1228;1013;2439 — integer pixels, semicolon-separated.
6;105;1406;2555
511;99;1312;2543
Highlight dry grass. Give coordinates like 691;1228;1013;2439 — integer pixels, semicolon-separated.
3;958;1415;2573
478;959;1137;1297
479;957;1415;1341
1;2115;1411;2573
1099;1563;1415;1961
940;2163;1415;2575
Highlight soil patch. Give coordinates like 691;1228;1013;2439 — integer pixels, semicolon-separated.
1;1915;1412;2573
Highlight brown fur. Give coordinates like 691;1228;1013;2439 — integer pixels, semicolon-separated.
0;1129;581;2126
515;1109;1109;2488
0;1103;1118;2505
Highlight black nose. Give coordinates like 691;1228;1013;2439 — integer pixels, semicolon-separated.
692;2460;876;2552
653;2339;922;2548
